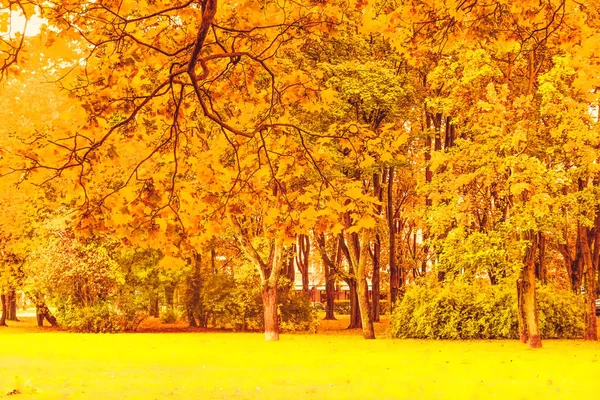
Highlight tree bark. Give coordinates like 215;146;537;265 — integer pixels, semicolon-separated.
0;294;7;326
387;167;399;307
338;233;362;329
165;284;175;311
186;251;202;328
347;279;361;329
231;215;284;341
7;290;18;321
296;234;310;294
516;278;527;343
262;283;279;341
347;230;375;339
535;233;547;284
315;232;336;320
580;223;597;340
519;233;542;348
356;231;375;339
149;293;159;318
324;266;336;320
35;302;58;327
370;234;381;322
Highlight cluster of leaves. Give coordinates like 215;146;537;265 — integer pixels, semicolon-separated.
199;267;317;333
26;233;163;332
392;280;584;340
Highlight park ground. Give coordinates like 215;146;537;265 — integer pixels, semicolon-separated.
1;316;600;399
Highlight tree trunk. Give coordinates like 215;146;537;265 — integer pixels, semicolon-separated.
283;244;296;282
516;278;527;343
387;167;399;307
324;271;336;320
355;230;375;339
36;307;44;327
580;224;597;340
519;233;542;348
149;293;159;318
165;284;175;310
262;283;279;341
186;251;202;328
296;234;310;294
347;279;361;329
7;290;18;321
0;294;7;326
370;234;381;322
559;225;584;294
231;215;284;341
535;233;547;284
35;302;58;327
315;232;336;320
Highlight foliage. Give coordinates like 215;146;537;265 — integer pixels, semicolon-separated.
391;281;584;340
27;234;159;332
57;303;146;333
198;269;316;332
279;289;319;334
159;309;179;324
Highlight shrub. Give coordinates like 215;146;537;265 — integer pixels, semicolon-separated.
58;303;120;333
199;271;316;332
379;300;390;315
391;281;584;339
333;300;351;315
279;290;319;333
160;308;179;324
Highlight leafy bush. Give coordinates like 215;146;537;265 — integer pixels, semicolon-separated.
391;281;584;339
333;300;351;315
279;289;319;333
58;304;119;333
160;308;179;324
536;285;585;339
199;270;316;332
379;300;390;315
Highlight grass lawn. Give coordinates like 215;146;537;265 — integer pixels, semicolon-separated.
1;316;600;399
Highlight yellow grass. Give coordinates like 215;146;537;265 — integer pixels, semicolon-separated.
1;316;600;399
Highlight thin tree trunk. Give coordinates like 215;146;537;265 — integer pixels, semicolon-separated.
516;278;527;343
231;214;284;341
7;290;18;321
370;234;381;322
520;233;541;348
262;283;279;341
149;293;159;318
296;234;310;294
535;233;547;284
315;232;336;320
186;251;202;327
338;233;362;329
283;244;296;282
347;279;361;329
581;224;597;340
165;284;175;311
324;269;336;320
0;294;7;326
387;167;399;306
355;230;375;339
35;302;58;327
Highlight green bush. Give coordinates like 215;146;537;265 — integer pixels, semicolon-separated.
379;300;390;315
279;290;319;333
321;299;388;316
334;300;351;315
58;303;119;333
160;308;179;324
199;271;316;332
391;281;584;340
